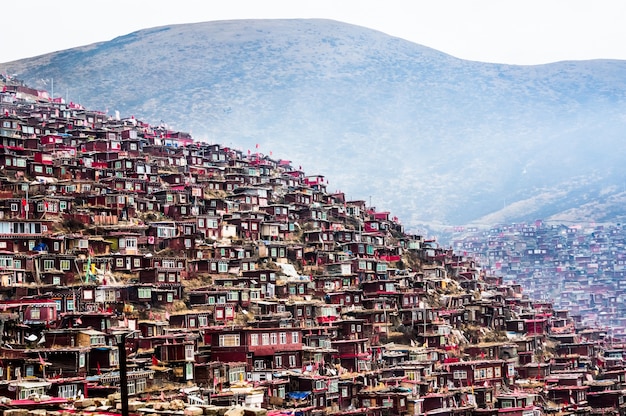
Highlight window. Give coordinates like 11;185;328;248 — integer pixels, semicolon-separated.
218;334;240;347
60;260;70;271
405;371;418;381
90;335;105;345
275;355;282;368
279;332;287;344
58;384;77;399
250;334;259;346
138;288;151;299
328;379;338;393
453;370;467;379
135;378;147;394
229;367;245;383
291;332;299;344
289;355;296;368
43;259;54;271
500;400;513;408
185;344;195;360
127;380;136;395
30;308;40;320
262;333;270;345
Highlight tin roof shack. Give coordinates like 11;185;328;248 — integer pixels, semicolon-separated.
323;291;363;310
445;359;507;389
56;311;116;331
301;329;338;372
419;391;471;416
138;266;183;300
343;302;393;346
380;362;428;394
137;319;169;338
285;300;319;328
517;362;551;380
356;386;413;416
544;373;589;410
96;367;156;399
554;339;595;361
586;388;626;414
514;336;542;366
596;367;626;389
168;310;212;332
245;326;303;381
597;346;626;370
463;342;519;363
491;393;541;416
288;374;339;412
77;329;119;373
331;338;371;373
38;330;92;377
155;336;196;382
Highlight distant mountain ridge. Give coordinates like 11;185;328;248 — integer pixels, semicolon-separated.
4;19;626;235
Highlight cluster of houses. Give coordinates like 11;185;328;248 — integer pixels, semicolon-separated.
0;79;626;416
452;221;626;337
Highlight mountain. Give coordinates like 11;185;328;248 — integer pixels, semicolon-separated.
4;19;626;236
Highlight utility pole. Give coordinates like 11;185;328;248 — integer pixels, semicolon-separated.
115;332;130;416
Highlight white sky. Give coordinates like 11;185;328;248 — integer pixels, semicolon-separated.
3;0;626;65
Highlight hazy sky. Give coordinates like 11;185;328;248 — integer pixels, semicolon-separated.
3;0;625;65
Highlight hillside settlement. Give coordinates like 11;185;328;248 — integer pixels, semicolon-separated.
0;80;624;416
